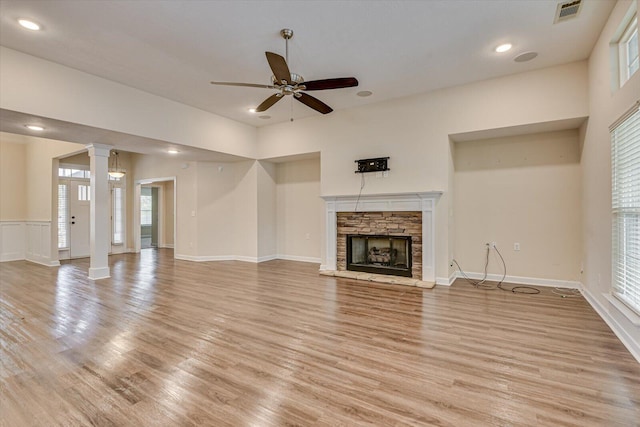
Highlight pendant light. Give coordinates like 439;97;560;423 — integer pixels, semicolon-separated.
108;151;125;178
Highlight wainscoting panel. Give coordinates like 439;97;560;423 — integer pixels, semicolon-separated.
25;222;58;266
0;222;25;262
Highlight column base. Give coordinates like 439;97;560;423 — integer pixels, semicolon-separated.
88;267;110;280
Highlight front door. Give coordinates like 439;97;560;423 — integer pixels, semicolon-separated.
69;180;90;258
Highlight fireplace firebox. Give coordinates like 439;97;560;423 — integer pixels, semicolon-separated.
346;234;412;277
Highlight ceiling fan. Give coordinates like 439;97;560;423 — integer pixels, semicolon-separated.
211;29;358;115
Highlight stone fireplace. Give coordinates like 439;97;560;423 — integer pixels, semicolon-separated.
321;192;441;283
338;212;421;278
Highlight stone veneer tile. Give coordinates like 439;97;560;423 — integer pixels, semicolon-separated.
336;211;422;279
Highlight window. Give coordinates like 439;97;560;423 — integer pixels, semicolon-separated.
59;167;90;179
112;186;124;244
611;103;640;315
619;13;638;86
140;191;152;226
77;184;90;201
58;183;68;249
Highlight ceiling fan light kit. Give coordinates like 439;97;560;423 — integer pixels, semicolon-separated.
211;28;358;115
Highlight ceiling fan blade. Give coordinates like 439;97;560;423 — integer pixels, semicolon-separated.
295;92;333;114
255;93;284;112
266;52;291;84
211;81;278;89
302;77;359;91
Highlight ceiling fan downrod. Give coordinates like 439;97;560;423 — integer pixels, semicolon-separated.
280;28;293;64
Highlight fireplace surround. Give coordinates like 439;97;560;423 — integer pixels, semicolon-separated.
321;192;442;283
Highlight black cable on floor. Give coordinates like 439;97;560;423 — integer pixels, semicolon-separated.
493;245;540;295
454;244;540;294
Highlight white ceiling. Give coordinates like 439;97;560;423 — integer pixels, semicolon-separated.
0;0;614;132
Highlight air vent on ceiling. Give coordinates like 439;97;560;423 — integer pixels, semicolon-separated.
554;0;582;23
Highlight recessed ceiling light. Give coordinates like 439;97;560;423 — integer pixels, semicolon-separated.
167;149;179;154
357;91;373;97
18;19;41;31
248;108;257;113
514;51;538;63
495;43;512;53
25;124;44;131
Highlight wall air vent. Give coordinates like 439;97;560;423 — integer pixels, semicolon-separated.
554;0;582;23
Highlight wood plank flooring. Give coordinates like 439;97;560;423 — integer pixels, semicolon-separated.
1;249;639;426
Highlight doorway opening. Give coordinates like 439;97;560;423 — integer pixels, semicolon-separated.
134;177;176;254
140;186;158;249
57;161;127;260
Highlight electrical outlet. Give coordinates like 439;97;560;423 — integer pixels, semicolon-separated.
514;242;520;251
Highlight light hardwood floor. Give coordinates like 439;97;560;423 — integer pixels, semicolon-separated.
1;249;639;426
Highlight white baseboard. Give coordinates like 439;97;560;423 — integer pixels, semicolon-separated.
88;266;110;280
581;288;640;363
277;254;321;264
1;253;24;262
26;258;61;267
458;271;581;289
159;244;174;249
175;253;319;264
436;271;457;286
175;254;235;262
235;256;260;263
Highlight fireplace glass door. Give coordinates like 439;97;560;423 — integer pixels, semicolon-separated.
346;235;412;277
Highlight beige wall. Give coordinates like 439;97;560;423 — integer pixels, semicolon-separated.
163;180;174;246
259;61;589;280
0;47;258;159
131;153;195;255
583;0;640;356
60;152;90;166
0;139;27;220
276;158;322;261
25;138;84;221
233;161;258;259
195;161;237;257
131;155;273;260
257;161;277;259
454;129;582;281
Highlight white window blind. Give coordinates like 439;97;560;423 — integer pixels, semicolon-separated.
112;186;124;244
140;193;152;226
612;103;640;315
58;183;68;249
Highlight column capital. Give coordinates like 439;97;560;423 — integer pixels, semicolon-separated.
86;143;112;158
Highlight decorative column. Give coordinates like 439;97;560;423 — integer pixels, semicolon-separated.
86;144;112;280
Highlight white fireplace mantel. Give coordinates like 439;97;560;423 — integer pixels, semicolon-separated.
321;191;442;283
